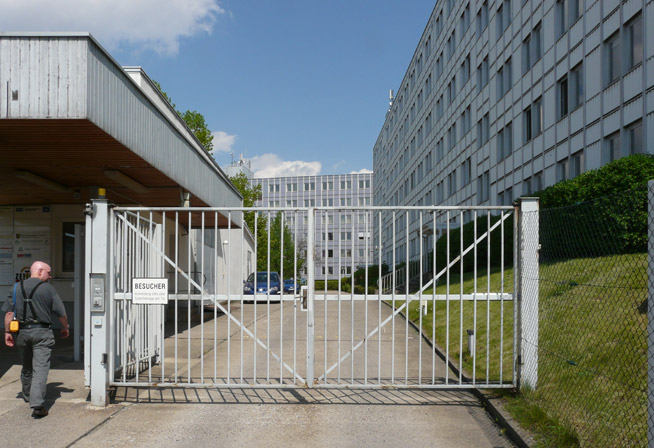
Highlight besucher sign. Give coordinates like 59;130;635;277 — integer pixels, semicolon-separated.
131;278;168;305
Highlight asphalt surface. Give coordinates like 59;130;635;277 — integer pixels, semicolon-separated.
0;302;515;447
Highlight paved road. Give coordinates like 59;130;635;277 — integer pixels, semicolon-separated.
0;299;514;447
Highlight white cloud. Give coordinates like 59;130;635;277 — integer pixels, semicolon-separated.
251;154;322;178
2;0;225;55
211;131;237;153
350;168;373;174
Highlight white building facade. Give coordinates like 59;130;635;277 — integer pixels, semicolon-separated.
252;173;374;280
373;0;652;265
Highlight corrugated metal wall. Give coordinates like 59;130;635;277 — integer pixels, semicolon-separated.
0;36;88;118
0;33;241;211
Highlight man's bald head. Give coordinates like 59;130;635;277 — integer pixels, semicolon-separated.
30;261;52;281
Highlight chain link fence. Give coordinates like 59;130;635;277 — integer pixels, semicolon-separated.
520;185;649;446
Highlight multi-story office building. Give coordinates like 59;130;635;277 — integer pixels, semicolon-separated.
252;173;374;280
373;0;651;265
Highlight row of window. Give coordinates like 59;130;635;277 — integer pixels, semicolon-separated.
268;196;372;207
321;249;369;258
265;179;371;193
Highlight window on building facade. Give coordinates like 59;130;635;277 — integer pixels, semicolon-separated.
570;63;584;110
571;150;584;178
504;58;512;94
341;249;352;258
556;159;569;182
477;171;490;203
604;131;621;163
496;66;504;100
522;23;542;74
477;1;488;36
497;122;513;161
627;14;643;71
304;182;315;191
523;105;532;143
340;180;352;189
606;32;620;85
322;181;333;190
477;112;490;147
322;198;333;206
461;55;471;86
287;182;297;192
462;158;472;186
557;0;583;38
269;184;279;193
558;75;569;118
341;231;352;241
628;120;643;155
448;171;457;197
461;4;470;34
523;97;543;142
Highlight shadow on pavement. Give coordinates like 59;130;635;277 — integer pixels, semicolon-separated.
112;385;482;407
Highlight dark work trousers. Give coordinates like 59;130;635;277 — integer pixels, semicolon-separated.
16;328;55;408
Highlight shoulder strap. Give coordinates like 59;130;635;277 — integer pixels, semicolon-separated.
20;280;46;323
12;283;17;315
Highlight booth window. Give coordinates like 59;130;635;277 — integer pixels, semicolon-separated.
61;222;80;273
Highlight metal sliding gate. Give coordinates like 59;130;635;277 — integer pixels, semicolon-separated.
96;202;538;392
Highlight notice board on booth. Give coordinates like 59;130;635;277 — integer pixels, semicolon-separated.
0;206;51;286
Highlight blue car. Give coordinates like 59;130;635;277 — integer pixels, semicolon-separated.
243;272;281;295
283;279;297;294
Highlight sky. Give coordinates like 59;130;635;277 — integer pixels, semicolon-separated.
3;0;437;178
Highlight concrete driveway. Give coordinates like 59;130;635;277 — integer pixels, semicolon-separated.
0;299;515;447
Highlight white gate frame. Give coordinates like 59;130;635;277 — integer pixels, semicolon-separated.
86;200;540;406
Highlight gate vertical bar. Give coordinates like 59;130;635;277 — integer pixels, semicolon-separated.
88;195;110;406
306;208;315;387
519;197;539;389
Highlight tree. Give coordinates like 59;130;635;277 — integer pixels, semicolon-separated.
180;110;213;152
153;81;214;152
229;173;304;278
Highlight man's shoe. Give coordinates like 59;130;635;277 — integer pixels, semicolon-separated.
31;407;48;418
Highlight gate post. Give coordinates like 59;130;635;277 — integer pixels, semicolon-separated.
86;193;111;406
306;208;315;387
647;180;654;446
518;197;539;390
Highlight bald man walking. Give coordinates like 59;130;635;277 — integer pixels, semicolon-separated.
3;261;69;418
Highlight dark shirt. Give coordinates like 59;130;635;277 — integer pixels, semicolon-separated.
3;278;66;324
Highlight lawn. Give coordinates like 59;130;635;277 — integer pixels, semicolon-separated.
391;253;647;447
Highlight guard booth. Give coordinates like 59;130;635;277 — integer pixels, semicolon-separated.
0;33;247;390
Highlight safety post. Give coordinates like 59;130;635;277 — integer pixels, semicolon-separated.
518;197;539;390
86;191;111;406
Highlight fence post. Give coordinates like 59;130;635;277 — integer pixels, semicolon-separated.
648;180;654;446
306;208;315;387
86;193;111;406
519;197;539;390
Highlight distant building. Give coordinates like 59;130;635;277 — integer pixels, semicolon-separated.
252;173;374;280
223;154;254;179
373;0;651;265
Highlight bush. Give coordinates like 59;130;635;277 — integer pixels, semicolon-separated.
430;213;514;272
353;264;389;288
531;155;654;257
315;278;351;292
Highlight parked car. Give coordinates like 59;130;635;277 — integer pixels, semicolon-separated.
283;278;297;294
243;271;281;295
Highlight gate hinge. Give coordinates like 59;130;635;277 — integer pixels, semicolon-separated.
102;353;108;365
517;355;522;365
